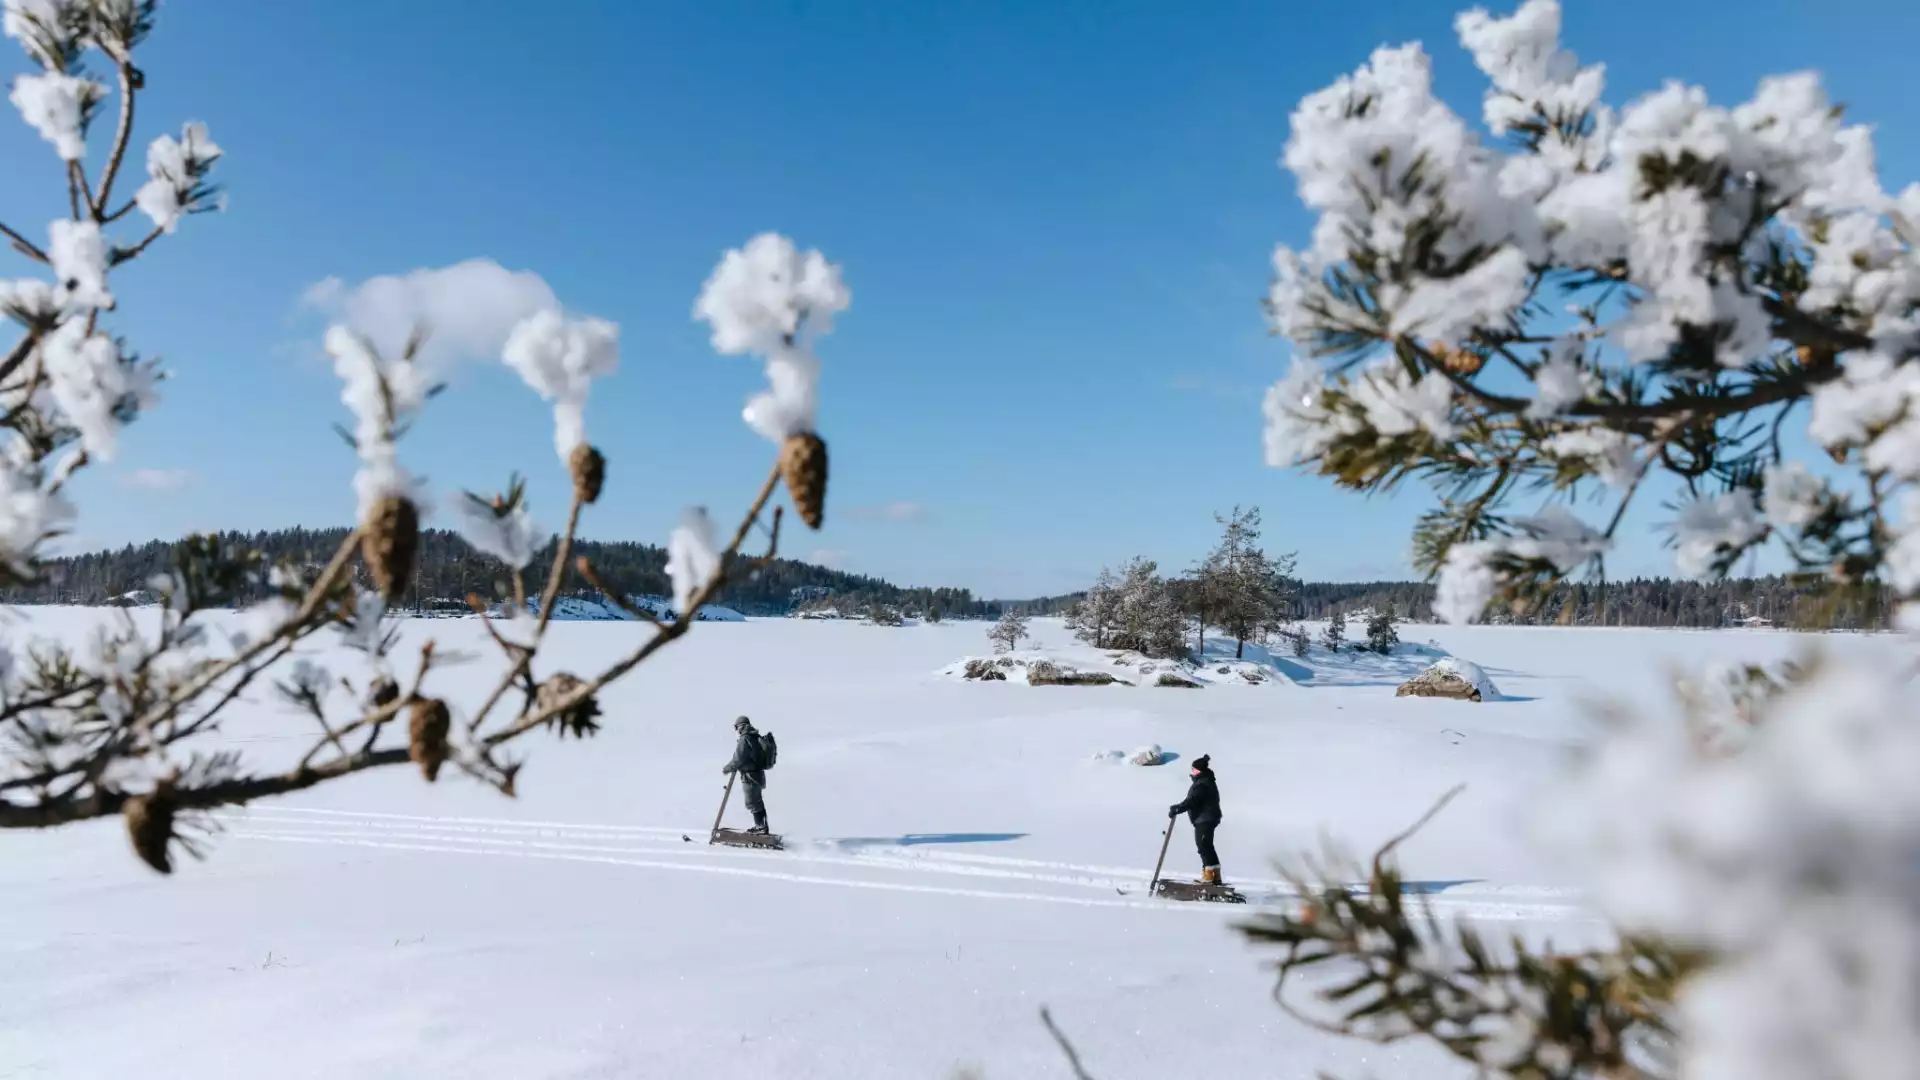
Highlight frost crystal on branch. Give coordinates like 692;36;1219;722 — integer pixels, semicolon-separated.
3;0;80;67
1541;661;1920;1080
450;489;540;569
500;309;619;460
0;460;70;577
41;317;152;460
0;278;59;329
1672;491;1765;578
48;219;111;309
664;507;719;616
1524;346;1599;419
1760;463;1827;530
1455;0;1605;141
326;326;429;519
135;121;222;233
8;69;99;160
1350;359;1457;440
1432;506;1608;624
1262;358;1350;467
694;233;849;443
1541;427;1639;487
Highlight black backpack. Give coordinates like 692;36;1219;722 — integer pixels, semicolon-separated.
758;731;777;769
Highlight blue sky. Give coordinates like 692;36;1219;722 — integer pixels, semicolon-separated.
3;0;1916;598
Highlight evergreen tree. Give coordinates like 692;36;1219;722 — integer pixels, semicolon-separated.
1065;567;1121;648
1192;506;1299;658
988;609;1030;653
1365;601;1400;654
1109;557;1188;659
1321;609;1346;653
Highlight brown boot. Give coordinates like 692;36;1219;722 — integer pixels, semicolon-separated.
1201;865;1222;885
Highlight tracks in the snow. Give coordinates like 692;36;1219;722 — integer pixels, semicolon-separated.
228;806;1597;923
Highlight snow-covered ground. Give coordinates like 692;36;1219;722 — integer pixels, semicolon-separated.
2;612;1901;1078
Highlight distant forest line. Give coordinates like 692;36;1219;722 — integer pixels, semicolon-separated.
0;527;1894;631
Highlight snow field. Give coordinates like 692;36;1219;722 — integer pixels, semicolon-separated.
3;611;1903;1078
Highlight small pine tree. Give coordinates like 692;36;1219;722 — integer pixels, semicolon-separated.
1321;609;1346;653
989;609;1030;653
1365;601;1399;654
925;605;943;625
1281;624;1310;657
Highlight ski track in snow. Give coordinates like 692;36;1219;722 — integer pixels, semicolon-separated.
232;806;1600;924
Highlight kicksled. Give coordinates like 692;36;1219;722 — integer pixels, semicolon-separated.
702;772;784;851
1147;818;1244;904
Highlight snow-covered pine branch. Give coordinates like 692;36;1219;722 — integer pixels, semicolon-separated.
1258;0;1918;626
1252;4;1920;1079
0;4;850;875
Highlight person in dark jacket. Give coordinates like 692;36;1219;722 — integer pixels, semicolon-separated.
721;715;771;833
1168;754;1224;884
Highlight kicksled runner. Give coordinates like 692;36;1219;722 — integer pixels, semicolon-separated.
1147;817;1244;904
704;772;784;851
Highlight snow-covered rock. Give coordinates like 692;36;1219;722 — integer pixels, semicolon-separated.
1090;744;1171;766
1129;744;1167;766
1396;656;1499;702
943;646;1286;689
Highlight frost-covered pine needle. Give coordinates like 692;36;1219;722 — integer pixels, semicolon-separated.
500;309;619;461
693;233;850;443
664;507;720;616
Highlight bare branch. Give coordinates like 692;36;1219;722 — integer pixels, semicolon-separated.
109;224;166;267
1038;1008;1097;1080
0;220;49;263
533;494;586;639
482;463;785;746
131;529;362;735
92;62;139;219
67;161;93;221
1371;782;1464;882
0;331;43;388
576;556;665;628
0;745;414;828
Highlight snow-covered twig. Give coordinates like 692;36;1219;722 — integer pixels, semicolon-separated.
0;7;846;872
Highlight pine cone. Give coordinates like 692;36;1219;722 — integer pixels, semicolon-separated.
361;495;420;602
535;671;601;739
368;676;400;711
568;443;606;505
124;786;177;875
408;697;451;782
778;431;828;530
1431;341;1485;376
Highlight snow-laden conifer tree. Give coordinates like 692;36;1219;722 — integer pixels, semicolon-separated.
1244;3;1920;1077
1192;506;1298;657
988;609;1030;653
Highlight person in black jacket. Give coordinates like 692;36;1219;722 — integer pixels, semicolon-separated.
721;716;770;833
1168;754;1224;884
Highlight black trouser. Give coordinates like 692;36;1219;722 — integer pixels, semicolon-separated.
1193;820;1219;868
743;779;767;828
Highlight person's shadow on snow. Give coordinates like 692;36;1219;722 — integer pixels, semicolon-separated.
827;832;1030;849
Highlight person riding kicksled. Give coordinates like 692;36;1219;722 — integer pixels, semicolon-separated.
721;716;776;834
1167;753;1223;885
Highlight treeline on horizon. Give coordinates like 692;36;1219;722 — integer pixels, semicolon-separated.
0;526;1896;630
